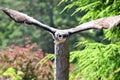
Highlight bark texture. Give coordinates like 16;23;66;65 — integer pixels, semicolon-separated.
54;41;69;80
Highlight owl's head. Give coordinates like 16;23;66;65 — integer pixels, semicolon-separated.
54;30;69;43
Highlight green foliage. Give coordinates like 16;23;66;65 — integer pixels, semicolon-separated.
2;67;23;80
70;41;120;80
60;0;120;20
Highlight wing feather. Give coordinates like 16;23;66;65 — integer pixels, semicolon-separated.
1;8;57;33
68;15;120;34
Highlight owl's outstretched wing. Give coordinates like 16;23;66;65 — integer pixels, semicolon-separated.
2;8;120;36
1;8;57;33
68;15;120;34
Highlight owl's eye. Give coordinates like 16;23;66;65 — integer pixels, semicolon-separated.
57;34;62;38
63;34;68;38
58;35;61;37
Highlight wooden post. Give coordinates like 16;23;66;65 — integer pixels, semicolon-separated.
54;40;69;80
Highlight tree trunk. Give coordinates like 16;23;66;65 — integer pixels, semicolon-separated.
49;0;55;27
54;40;69;80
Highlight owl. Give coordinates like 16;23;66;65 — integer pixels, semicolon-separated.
2;8;120;43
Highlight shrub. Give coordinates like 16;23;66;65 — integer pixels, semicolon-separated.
0;43;54;80
70;41;120;80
